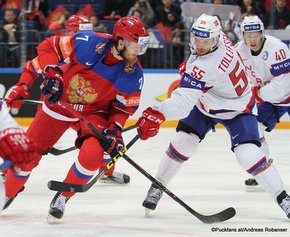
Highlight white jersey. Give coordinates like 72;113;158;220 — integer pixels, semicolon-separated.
0;105;20;132
155;33;256;120
235;35;290;105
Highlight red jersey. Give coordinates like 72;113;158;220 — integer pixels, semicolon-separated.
19;32;144;126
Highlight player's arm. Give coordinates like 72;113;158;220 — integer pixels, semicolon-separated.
258;45;290;103
136;71;207;140
6;36;72;108
101;69;143;155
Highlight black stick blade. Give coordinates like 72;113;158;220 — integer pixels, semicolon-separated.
47;180;83;192
199;207;236;224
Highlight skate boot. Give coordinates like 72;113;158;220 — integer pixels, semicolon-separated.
142;183;163;216
245;178;263;192
277;190;290;219
2;186;25;211
99;171;130;184
47;192;69;223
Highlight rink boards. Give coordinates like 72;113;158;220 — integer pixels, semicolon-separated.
1;68;290;128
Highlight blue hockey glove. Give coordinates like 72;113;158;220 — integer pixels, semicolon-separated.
101;123;124;157
40;65;64;104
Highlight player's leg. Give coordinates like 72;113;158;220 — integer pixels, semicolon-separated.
71;122;129;184
3;108;70;211
228;114;290;219
98;154;130;184
245;103;288;192
48;114;106;221
143;106;216;214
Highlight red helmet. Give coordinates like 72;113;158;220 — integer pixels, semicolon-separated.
112;16;149;55
66;15;93;32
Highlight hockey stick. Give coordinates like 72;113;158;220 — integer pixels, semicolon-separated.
1;98;136;156
46;101;235;223
121;153;236;224
47;132;140;192
46;125;137;156
0;98;43;105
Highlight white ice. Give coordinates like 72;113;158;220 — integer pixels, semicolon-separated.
0;128;290;237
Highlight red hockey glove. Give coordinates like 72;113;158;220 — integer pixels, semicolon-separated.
101;123;124;157
178;60;187;77
0;128;40;171
40;65;64;104
252;86;263;103
136;107;165;140
5;83;30;109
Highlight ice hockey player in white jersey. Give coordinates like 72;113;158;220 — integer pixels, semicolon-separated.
235;15;290;192
0;103;39;211
136;14;290;219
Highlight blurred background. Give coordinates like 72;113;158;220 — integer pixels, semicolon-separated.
0;0;289;69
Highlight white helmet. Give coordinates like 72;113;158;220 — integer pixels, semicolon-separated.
190;14;222;53
240;15;264;37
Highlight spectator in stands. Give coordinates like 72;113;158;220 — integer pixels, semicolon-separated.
212;0;224;3
155;0;182;29
128;0;156;28
48;12;70;36
88;15;106;33
267;0;290;29
238;0;268;26
24;0;49;31
265;0;290;12
0;9;20;67
103;0;135;20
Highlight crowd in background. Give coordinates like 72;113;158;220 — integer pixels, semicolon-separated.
0;0;290;68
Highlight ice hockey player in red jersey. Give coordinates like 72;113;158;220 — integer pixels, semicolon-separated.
0;104;39;211
4;16;149;221
8;15;130;184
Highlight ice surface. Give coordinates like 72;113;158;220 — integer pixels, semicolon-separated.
0;128;289;237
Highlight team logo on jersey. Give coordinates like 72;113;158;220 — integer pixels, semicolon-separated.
180;73;205;90
262;51;269;60
67;74;97;103
95;43;106;54
124;63;135;73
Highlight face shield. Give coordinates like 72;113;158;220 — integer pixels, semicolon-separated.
124;36;149;55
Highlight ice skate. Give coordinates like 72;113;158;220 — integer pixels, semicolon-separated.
142;183;163;216
245;178;263;192
1;186;25;211
99;171;130;184
47;192;69;224
277;191;290;219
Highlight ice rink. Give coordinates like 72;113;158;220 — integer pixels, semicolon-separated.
0;127;289;237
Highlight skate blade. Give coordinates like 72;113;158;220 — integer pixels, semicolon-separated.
144;208;152;217
245;185;264;192
98;178;125;185
47;214;58;224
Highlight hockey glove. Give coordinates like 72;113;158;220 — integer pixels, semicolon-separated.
101;123;124;157
136;107;165;140
0;128;40;171
40;65;64;104
5;83;30;109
